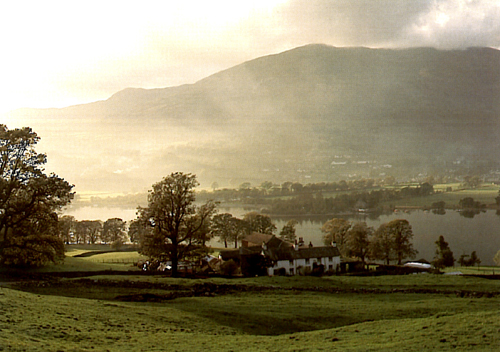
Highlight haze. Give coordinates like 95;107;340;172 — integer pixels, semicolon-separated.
2;0;500;196
1;0;499;114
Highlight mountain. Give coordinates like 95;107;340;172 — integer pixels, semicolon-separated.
3;44;500;193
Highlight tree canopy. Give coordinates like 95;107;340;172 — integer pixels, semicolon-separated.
137;172;216;276
370;219;417;265
0;125;73;266
433;235;455;269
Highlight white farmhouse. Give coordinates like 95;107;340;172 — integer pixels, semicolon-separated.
262;236;341;276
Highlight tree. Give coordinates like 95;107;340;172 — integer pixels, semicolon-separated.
279;219;298;243
211;213;247;248
242;212;276;235
433;235;455;269
494;249;500;266
128;218;151;244
321;218;351;254
369;219;417;265
469;251;481;267
58;215;75;244
0;125;74;266
102;218;127;245
462;176;482;189
369;223;394;265
459;251;481;267
386;219;417;265
345;222;372;263
80;220;102;244
137;172;216;277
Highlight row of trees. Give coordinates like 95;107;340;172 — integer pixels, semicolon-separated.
58;216;128;246
433;235;481;268
0;124;490;273
321;218;417;265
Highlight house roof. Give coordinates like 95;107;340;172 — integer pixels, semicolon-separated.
264;244;340;261
241;232;274;247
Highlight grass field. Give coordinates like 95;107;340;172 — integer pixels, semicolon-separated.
2;271;500;351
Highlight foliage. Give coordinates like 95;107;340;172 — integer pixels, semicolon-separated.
0;125;73;266
102;218;127;244
242;212;276;235
128;218;152;244
345;222;373;263
369;219;417;265
462;175;482;189
458;251;481;267
458;197;486;218
433;236;455;269
278;219;298;243
220;259;239;276
73;220;102;244
321;218;351;253
137;172;216;276
58;215;75;244
210;213;248;248
494;249;500;266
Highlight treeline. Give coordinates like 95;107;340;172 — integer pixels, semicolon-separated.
265;183;434;215
58;216;129;247
198;179;383;203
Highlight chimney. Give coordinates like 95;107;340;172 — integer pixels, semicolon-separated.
331;241;337;248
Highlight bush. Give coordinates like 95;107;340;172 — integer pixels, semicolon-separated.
220;259;239;276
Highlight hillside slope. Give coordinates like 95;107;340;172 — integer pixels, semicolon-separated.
3;45;500;192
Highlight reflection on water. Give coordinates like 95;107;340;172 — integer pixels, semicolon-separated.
63;205;500;266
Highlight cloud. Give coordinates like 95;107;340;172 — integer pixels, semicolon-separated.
1;0;498;114
407;0;500;48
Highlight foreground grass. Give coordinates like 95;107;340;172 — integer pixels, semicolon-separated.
2;275;500;351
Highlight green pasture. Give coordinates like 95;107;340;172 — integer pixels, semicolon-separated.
83;251;147;264
2;274;500;351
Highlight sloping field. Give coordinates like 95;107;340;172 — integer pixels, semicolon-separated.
1;275;500;351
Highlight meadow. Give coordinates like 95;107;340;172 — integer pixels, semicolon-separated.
1;251;500;352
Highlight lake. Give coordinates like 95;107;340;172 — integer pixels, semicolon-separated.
64;206;500;266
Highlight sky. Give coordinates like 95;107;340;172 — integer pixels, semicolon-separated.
1;0;499;115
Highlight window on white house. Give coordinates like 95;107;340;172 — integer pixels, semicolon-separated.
290;268;294;275
305;259;310;264
289;260;294;265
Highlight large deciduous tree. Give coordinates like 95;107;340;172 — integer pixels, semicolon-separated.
242;212;276;235
102;218;127;245
279;219;298;243
321;218;352;254
210;213;247;248
137;172;216;277
345;222;372;263
370;219;417;265
0;125;73;266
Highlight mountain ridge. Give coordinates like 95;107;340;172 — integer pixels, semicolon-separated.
3;44;500;192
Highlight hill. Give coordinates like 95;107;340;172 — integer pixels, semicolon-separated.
3;44;500;192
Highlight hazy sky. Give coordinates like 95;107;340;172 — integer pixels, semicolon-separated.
1;0;499;114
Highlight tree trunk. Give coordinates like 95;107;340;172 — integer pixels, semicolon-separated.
171;242;179;278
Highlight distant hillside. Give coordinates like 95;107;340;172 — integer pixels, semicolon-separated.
3;44;500;192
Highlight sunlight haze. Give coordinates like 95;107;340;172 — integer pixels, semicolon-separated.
1;0;499;114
